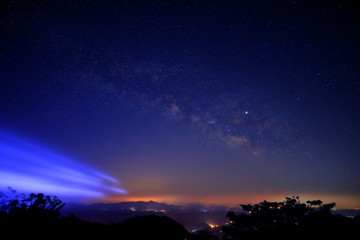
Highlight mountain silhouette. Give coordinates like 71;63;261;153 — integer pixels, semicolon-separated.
117;215;195;240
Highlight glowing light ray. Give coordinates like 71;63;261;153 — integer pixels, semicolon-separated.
0;143;103;186
0;130;127;199
0;143;104;184
0;171;105;197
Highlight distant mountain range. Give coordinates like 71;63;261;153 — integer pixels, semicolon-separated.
61;201;230;231
61;201;360;231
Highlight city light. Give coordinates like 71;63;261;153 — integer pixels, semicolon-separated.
208;223;219;228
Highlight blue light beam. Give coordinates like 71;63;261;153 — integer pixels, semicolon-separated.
0;130;127;199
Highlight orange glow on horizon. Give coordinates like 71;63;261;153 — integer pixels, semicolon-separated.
102;193;360;209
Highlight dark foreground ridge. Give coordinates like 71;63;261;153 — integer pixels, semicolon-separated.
119;215;193;239
1;189;359;240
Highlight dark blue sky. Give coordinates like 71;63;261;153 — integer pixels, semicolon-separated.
0;0;359;208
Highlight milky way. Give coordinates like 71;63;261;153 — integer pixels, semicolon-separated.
80;60;297;161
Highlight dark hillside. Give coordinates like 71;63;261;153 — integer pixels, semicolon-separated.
116;215;195;240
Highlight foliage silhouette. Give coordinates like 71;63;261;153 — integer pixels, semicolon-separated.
0;187;65;219
223;196;358;239
0;188;67;238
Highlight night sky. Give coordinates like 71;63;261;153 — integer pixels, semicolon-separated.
1;0;359;208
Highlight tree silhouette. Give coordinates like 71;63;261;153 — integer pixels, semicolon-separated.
222;196;347;239
0;188;65;218
0;187;66;234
